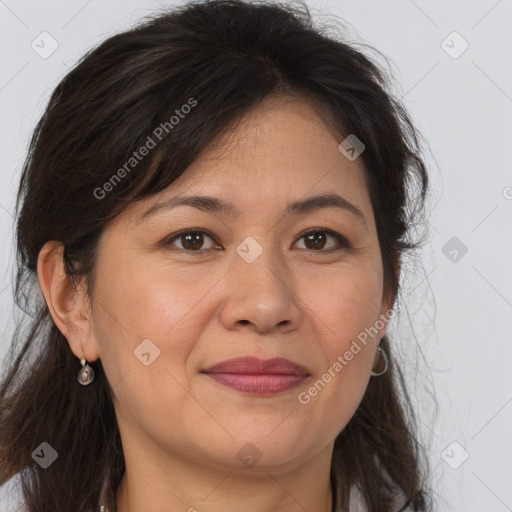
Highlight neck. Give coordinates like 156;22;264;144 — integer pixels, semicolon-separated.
114;446;336;512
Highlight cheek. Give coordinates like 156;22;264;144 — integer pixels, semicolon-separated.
91;255;218;380
307;262;384;345
92;264;208;429
296;266;383;416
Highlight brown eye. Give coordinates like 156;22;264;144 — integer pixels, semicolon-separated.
164;228;349;254
181;232;204;250
166;230;218;252
304;231;328;250
295;229;349;253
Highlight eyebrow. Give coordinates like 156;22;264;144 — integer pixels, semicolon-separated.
136;192;367;229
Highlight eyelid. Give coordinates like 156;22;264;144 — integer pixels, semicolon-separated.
163;227;351;253
163;228;221;253
295;227;351;251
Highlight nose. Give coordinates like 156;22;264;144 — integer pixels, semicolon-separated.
218;245;301;334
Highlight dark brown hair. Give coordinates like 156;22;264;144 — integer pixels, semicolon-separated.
0;1;435;511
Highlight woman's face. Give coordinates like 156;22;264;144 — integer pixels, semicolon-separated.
86;96;393;475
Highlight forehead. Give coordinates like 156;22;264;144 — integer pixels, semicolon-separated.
113;95;374;232
189;94;362;177
154;96;369;204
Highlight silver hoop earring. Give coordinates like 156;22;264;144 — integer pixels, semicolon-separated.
371;344;388;377
78;358;95;385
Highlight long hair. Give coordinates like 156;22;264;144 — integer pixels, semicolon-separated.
0;1;434;510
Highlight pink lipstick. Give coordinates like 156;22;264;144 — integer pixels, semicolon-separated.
201;356;310;395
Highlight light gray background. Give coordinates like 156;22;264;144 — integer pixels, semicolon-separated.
1;1;511;511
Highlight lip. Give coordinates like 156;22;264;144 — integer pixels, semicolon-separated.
201;356;310;395
202;356;309;375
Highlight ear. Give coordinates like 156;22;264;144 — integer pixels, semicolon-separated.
37;240;100;363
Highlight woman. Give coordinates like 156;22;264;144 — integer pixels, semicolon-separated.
0;0;434;510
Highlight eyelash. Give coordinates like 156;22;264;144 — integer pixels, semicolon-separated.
163;228;351;255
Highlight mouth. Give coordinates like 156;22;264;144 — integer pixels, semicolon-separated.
201;356;310;395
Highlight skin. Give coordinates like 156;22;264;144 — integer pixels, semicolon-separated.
38;95;396;512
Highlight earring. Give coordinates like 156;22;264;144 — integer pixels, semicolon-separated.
371;344;388;377
78;358;95;385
